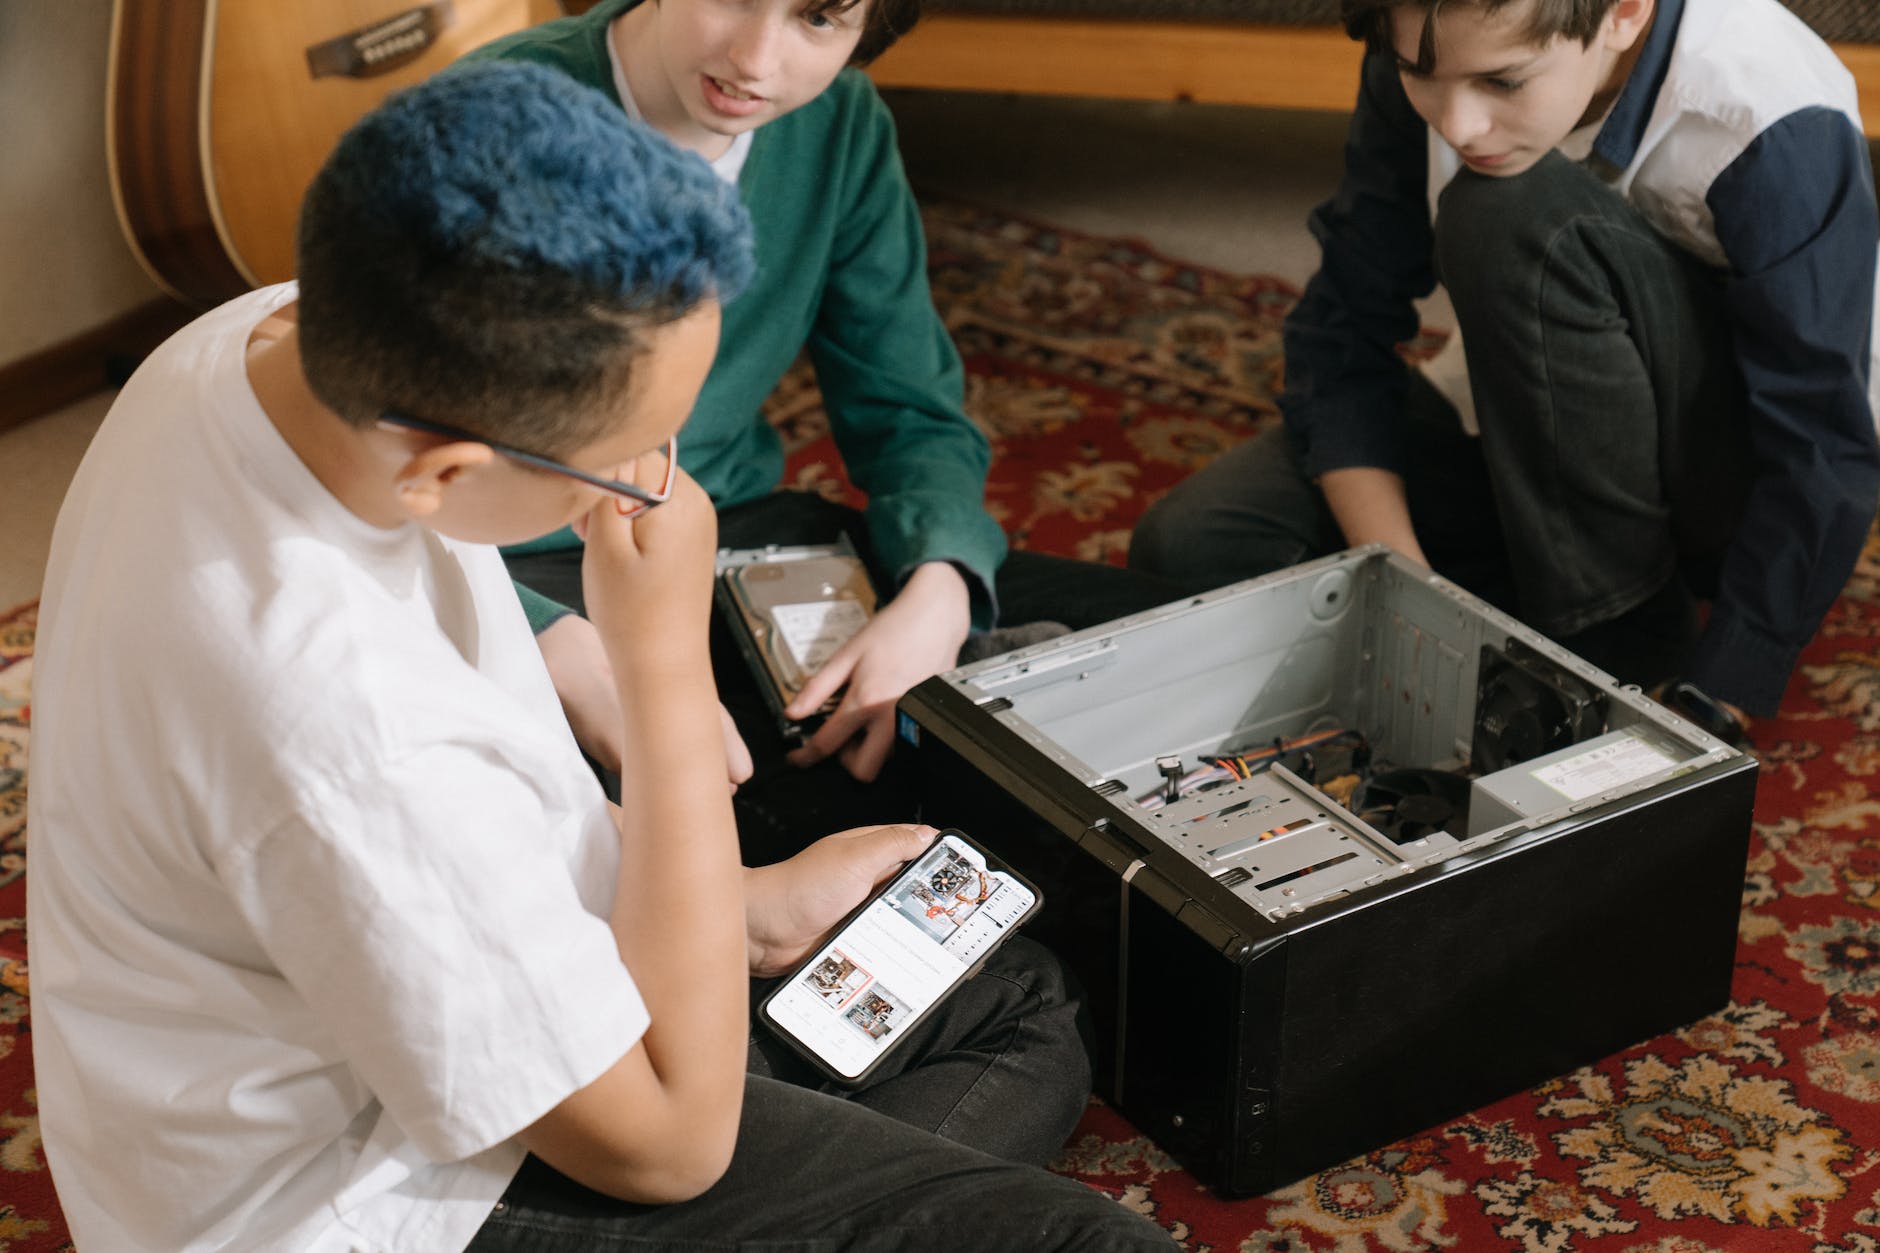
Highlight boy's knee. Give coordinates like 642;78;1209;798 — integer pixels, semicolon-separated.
1131;489;1248;587
989;940;1088;1063
1437;151;1593;234
1128;441;1321;586
985;939;1093;1117
1127;494;1188;579
1435;151;1621;299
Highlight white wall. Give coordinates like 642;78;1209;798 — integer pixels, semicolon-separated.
0;0;163;368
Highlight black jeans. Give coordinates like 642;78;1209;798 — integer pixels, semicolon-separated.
466;939;1177;1252
506;491;1186;866
1129;151;1752;691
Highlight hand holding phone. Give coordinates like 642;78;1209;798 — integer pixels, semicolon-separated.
759;829;1040;1084
745;823;941;977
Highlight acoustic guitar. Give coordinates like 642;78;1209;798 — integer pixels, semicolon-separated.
108;0;563;307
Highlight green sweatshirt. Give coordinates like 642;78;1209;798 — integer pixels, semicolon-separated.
464;0;1006;631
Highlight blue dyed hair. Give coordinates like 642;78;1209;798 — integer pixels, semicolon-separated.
297;60;753;456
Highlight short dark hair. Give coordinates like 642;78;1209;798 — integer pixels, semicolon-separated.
1342;0;1620;71
296;60;753;459
825;0;921;66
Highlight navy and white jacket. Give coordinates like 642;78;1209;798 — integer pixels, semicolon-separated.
1282;0;1880;715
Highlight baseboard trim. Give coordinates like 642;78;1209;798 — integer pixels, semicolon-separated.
867;18;1880;137
0;298;193;435
869;18;1364;113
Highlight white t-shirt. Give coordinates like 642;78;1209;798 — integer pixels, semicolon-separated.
27;284;649;1252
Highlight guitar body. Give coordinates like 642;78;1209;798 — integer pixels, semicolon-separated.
110;0;560;307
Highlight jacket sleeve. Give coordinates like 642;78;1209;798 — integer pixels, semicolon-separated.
1687;106;1880;715
805;81;1006;627
1279;46;1438;480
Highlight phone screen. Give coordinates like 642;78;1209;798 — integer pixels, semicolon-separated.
761;831;1039;1082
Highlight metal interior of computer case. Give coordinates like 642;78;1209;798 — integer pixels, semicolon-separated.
898;546;1757;1196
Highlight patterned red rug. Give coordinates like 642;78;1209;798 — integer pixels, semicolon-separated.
4;202;1879;1250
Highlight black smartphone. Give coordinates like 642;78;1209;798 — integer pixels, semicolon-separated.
758;829;1041;1085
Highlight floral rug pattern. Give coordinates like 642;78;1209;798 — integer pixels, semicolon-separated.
2;202;1878;1249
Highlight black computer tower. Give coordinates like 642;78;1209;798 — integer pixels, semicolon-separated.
898;548;1757;1196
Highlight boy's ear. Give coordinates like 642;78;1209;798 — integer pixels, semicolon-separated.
1605;0;1655;50
391;441;496;518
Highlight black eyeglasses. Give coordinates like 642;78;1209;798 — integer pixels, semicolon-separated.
379;412;677;518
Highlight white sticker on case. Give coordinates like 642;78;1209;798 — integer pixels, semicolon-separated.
772;599;870;673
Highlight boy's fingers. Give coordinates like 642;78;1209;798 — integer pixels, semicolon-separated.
720;704;755;785
861;824;941;888
837;710;897;783
784;647;858;721
586;495;647;556
787;700;865;768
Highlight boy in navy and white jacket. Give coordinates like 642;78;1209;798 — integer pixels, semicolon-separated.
1131;0;1880;736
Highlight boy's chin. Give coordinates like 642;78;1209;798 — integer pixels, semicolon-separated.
1460;150;1532;176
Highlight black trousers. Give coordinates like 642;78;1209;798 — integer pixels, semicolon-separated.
1129;151;1753;693
466;939;1177;1252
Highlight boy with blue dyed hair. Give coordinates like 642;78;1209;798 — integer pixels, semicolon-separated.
1131;0;1880;737
28;62;1171;1252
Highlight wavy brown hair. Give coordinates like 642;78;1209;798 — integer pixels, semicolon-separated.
806;0;921;65
1342;0;1623;71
